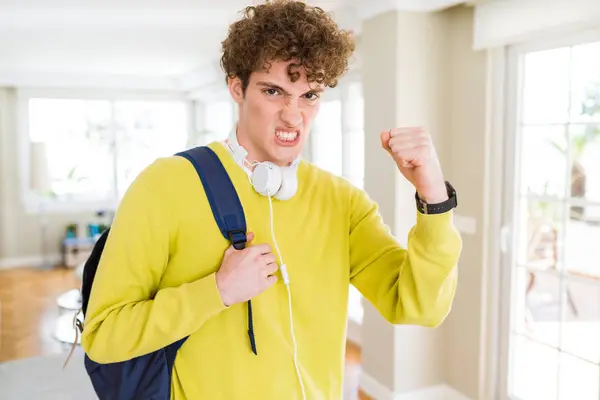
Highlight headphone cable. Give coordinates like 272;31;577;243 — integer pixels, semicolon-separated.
266;193;307;400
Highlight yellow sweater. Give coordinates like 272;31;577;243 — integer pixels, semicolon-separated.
81;141;462;400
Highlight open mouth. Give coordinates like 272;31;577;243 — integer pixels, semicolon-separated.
275;129;300;146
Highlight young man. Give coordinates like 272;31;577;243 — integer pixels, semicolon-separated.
81;1;462;399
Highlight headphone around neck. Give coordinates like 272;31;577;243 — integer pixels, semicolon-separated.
225;128;307;398
227;129;300;201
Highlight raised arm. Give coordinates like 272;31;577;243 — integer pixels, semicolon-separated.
81;160;227;363
348;189;461;327
348;127;462;327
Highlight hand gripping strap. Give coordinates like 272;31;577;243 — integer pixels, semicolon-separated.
176;146;257;355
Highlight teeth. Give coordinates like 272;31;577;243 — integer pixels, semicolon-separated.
276;131;298;142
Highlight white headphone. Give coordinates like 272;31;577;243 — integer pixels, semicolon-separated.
227;129;300;201
225;128;307;399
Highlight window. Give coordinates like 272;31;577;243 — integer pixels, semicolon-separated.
28;98;115;204
503;38;600;400
311;99;343;175
204;100;235;143
24;95;189;212
187;99;236;147
113;101;189;198
311;81;365;188
343;82;365;190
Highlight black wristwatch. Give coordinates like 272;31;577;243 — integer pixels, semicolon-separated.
415;181;457;214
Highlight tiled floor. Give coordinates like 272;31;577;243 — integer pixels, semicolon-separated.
0;266;373;399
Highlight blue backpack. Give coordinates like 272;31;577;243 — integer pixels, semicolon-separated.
75;146;257;399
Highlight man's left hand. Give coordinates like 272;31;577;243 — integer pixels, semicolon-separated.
381;127;448;204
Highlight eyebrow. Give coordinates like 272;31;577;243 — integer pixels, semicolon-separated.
256;81;324;95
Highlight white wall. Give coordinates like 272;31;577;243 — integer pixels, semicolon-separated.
361;10;403;391
441;6;489;399
359;5;490;399
474;0;600;49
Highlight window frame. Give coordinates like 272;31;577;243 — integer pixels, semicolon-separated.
498;26;600;400
17;87;191;214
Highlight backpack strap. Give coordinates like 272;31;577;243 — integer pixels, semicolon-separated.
175;146;258;355
177;146;247;249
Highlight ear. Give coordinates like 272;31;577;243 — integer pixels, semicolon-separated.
228;77;244;104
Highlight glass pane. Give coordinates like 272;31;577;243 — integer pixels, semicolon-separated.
513;267;561;348
511;335;559;400
345;82;364;128
343;82;365;189
560;278;600;364
204;100;234;141
311;100;342;176
520;125;568;198
517;198;564;269
345;130;364;189
565;205;600;279
568;124;600;204
28;98;114;201
570;41;600;123
558;353;599;400
522;47;571;124
114;101;188;198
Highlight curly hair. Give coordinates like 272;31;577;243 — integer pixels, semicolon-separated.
220;0;355;93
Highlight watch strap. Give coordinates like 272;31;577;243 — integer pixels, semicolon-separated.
415;181;457;215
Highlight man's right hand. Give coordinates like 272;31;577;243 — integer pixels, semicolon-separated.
215;232;278;307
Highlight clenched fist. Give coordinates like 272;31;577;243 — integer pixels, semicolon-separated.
215;232;278;307
381;127;448;204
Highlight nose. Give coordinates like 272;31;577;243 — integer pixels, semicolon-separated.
280;102;302;127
